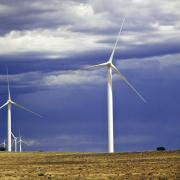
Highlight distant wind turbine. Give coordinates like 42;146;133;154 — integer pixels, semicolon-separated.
0;69;42;152
11;132;18;152
85;18;146;153
0;139;6;148
17;131;27;152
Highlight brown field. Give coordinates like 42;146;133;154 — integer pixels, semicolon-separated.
0;150;179;179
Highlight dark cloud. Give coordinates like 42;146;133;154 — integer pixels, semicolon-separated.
0;0;72;34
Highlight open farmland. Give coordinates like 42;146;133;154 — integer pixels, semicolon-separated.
0;151;179;179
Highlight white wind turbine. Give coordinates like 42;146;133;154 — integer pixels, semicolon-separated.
0;139;6;148
11;132;18;152
0;70;41;152
85;19;146;153
17;131;27;152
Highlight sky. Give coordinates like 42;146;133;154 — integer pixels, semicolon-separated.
0;0;179;152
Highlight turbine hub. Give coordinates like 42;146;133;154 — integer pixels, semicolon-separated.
107;62;112;67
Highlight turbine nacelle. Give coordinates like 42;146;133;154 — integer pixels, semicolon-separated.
7;99;13;104
107;61;113;68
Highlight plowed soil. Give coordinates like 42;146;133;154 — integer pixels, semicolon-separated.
0;151;179;179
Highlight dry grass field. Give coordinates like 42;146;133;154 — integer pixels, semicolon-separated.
0;150;179;179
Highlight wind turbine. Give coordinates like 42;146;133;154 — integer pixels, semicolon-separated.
11;132;18;152
85;19;146;153
0;70;41;152
17;131;27;152
0;139;6;148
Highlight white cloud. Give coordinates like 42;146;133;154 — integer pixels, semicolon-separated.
116;53;180;70
24;139;40;146
43;69;105;86
0;28;107;57
0;69;105;89
0;71;41;87
0;4;13;14
73;3;94;17
0;0;179;58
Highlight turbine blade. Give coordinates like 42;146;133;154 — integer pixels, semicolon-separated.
19;129;21;138
109;18;125;62
22;141;26;144
21;140;28;145
83;62;108;70
12;139;15;145
0;101;8;110
112;64;146;103
11;132;15;139
6;68;11;99
12;101;42;117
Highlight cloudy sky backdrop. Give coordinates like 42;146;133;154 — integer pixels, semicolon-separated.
0;0;179;152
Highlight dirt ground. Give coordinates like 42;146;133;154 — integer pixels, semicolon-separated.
0;150;179;179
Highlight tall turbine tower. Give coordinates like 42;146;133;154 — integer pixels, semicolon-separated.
86;19;146;153
0;70;41;152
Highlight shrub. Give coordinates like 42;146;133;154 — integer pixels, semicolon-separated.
38;172;44;176
0;147;6;151
156;147;166;151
